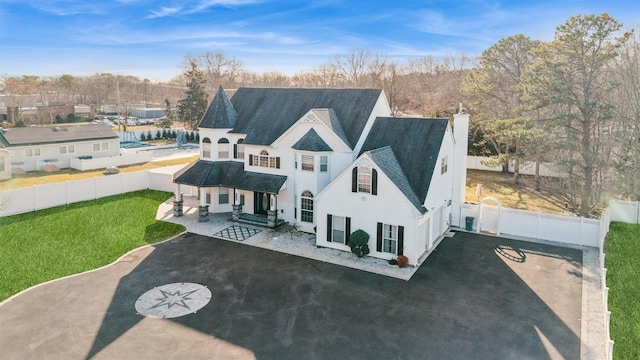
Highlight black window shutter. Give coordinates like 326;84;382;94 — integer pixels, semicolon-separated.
372;169;378;195
327;214;332;242
398;226;404;255
376;222;383;252
276;157;280;169
233;144;237;158
345;217;351;245
248;154;253;166
351;167;358;192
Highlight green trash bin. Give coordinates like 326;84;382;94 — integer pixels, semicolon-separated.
465;216;474;231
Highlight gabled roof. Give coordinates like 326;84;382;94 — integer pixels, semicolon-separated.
227;87;383;147
198;86;237;129
174;160;287;194
0;124;118;147
366;146;427;213
359;117;449;211
292;128;333;152
310;108;349;147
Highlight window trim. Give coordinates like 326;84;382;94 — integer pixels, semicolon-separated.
301;154;314;171
25;148;42;157
218;138;230;159
300;190;314;223
202;137;211;158
320;155;328;172
218;187;229;204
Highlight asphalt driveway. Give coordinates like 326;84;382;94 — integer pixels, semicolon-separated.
0;231;583;360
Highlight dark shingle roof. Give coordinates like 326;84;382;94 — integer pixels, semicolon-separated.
359;117;449;212
311;108;349;147
174;160;287;194
198;86;238;129
227;87;383;147
367;146;427;213
292;128;333;152
0;124;118;147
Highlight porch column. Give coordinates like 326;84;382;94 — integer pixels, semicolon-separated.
266;194;277;227
232;188;242;221
198;187;209;222
173;184;183;217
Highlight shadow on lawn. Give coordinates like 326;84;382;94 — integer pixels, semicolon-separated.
84;232;584;359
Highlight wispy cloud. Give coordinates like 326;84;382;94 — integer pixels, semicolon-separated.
189;0;262;13
22;0;110;16
147;6;183;19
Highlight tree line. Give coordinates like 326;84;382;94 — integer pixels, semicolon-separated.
1;13;637;216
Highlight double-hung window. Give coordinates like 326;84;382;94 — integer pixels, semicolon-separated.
301;155;314;171
218;187;229;204
376;222;404;255
25;148;41;157
320;156;328;172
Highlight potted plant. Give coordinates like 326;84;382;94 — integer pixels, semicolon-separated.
396;255;409;268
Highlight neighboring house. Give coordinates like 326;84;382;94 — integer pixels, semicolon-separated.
174;87;469;266
0;124;120;173
0;148;11;180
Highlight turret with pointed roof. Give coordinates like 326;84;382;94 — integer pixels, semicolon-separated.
198;86;237;129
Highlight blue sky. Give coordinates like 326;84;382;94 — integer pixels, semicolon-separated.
0;0;638;81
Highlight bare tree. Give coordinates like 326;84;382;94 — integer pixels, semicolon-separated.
186;52;243;93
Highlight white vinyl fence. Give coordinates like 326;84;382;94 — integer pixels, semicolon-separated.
460;202;602;247
0;167;195;217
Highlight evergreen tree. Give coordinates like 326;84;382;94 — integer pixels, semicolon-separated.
521;13;632;216
161;98;175;128
177;60;208;130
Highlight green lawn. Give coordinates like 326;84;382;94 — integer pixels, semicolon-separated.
605;221;640;360
0;190;185;301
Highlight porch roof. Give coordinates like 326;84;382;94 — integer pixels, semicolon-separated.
174;160;287;195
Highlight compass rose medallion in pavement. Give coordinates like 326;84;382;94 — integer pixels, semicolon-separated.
135;283;212;318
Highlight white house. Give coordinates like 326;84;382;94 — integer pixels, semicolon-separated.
0;124;120;173
174;87;469;266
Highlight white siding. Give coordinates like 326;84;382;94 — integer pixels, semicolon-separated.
316;155;424;265
9;138;119;172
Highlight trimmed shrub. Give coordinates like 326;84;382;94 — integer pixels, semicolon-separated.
349;229;370;257
155;130;161;140
140;132;146;141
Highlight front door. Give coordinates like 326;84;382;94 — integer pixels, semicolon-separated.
254;192;270;215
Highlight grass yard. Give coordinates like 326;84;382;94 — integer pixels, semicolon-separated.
604;222;640;360
0;190;185;302
466;169;566;214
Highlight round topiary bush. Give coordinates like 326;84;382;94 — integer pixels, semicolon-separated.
349;229;370;257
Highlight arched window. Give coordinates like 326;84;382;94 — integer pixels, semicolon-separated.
259;150;269;167
301;190;314;223
234;138;245;159
202;137;211;158
218;138;229;158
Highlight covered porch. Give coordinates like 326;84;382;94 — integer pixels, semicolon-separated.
172;160;287;228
